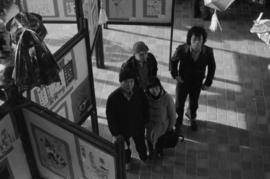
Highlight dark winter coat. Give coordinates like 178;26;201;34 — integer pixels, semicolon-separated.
121;52;158;89
106;87;149;137
170;44;216;86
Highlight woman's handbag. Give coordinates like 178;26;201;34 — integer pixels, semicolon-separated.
157;129;184;149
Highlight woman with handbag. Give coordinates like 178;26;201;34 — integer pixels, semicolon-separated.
145;77;176;157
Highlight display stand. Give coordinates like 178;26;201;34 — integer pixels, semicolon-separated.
0;100;126;179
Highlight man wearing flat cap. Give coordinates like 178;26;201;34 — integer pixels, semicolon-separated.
106;67;149;169
121;41;158;90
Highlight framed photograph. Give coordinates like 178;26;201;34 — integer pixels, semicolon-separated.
0;159;14;179
22;0;60;17
143;0;166;17
63;0;76;17
0;114;17;161
76;138;116;179
31;124;74;179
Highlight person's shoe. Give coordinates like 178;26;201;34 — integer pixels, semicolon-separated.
190;120;198;131
185;110;191;119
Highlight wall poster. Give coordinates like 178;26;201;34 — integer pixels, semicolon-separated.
76;138;116;179
31;124;74;179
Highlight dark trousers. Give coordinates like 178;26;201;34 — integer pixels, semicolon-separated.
175;81;202;126
124;133;147;163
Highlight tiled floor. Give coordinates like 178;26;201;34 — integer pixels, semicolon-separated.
91;1;270;179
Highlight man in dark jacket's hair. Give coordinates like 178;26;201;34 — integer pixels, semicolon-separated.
170;26;216;132
106;67;149;169
121;41;158;90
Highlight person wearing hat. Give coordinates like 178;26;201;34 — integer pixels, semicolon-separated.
121;41;158;90
145;77;176;157
106;67;149;169
170;26;216;132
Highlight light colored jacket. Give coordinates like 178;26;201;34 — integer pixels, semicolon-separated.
146;90;176;147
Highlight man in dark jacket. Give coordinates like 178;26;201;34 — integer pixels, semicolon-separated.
106;67;149;167
170;26;216;132
121;41;158;90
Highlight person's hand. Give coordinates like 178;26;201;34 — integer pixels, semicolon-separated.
176;76;184;83
202;84;209;90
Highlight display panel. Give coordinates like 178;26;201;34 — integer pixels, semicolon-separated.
22;107;120;179
30;38;93;123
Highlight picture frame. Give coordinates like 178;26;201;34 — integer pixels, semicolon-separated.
31;123;74;179
75;137;116;179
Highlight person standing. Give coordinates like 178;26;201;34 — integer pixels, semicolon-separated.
106;67;149;168
170;26;216;132
145;77;176;157
121;41;158;90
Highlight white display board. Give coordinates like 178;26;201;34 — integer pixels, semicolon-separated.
105;0;173;24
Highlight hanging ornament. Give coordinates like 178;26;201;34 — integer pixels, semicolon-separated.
204;0;235;32
209;10;222;32
98;0;108;25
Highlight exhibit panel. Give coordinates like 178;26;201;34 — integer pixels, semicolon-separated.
29;36;93;123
